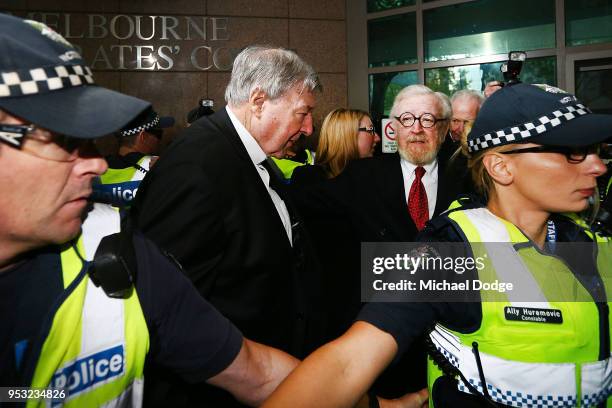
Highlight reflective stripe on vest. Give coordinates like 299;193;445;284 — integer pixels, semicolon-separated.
93;156;153;207
27;204;149;407
427;206;612;407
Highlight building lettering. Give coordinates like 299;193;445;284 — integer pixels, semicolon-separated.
21;11;235;71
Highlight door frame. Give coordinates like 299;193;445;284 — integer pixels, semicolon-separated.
565;49;612;94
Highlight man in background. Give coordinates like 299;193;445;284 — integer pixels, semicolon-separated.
449;89;483;142
92;108;174;208
438;89;483;164
437;89;484;195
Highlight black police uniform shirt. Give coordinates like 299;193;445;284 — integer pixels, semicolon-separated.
357;198;603;407
0;232;243;387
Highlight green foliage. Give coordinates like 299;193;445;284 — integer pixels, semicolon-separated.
425;67;471;96
367;0;415;12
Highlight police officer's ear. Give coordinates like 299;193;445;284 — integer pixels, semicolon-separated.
483;152;514;187
136;130;147;145
249;88;267;119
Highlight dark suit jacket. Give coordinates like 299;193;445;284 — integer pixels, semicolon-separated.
438;135;477;197
293;152;460;242
290;153;462;398
291;165;361;342
131;108;321;406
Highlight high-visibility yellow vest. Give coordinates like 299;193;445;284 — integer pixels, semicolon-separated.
427;205;612;407
271;149;314;180
26;204;149;407
92;156;154;207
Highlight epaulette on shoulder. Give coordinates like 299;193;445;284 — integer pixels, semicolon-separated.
442;194;485;215
423;194;485;236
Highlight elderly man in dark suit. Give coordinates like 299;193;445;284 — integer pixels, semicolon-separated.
295;84;456;242
291;84;458;399
131;45;322;407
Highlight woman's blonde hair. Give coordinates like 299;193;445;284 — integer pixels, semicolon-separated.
316;108;370;178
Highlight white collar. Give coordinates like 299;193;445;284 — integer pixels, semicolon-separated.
226;105;267;165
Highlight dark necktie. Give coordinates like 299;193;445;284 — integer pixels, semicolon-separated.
261;158;285;190
408;166;429;231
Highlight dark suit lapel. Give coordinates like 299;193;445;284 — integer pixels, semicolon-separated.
209;107;252;163
211;109;293;250
434;158;452;216
378;153;418;237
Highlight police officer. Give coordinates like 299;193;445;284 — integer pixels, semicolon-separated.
0;14;299;407
92;108;174;208
263;83;612;407
270;133;315;182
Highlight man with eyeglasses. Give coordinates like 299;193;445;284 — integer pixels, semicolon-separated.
0;14;307;407
91;108;174;208
294;84;458;240
291;84;462;399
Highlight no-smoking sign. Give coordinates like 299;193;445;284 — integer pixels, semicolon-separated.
381;118;397;153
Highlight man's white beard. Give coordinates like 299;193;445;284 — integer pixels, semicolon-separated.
398;135;441;165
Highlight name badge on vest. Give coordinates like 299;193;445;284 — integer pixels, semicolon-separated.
504;306;563;324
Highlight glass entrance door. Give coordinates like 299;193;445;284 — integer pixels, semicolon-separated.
574;57;612;114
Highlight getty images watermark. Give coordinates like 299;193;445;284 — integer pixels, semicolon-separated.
371;251;514;292
360;242;612;302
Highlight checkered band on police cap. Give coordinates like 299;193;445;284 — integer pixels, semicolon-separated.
463;82;612;154
0;64;94;98
120;115;161;137
467;103;591;153
0;14;150;139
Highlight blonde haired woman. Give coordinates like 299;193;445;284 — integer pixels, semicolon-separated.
292;108;380;183
290;109;380;345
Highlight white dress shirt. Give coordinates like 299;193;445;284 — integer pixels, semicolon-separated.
400;158;438;219
226;106;293;245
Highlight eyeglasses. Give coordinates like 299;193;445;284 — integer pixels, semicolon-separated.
0;123;92;162
358;126;376;136
394;112;448;129
500;144;602;164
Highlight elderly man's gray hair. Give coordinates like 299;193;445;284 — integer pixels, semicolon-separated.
225;45;321;106
450;89;484;106
390;84;451;120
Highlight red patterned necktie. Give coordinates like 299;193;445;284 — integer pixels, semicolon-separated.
408;166;429;231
